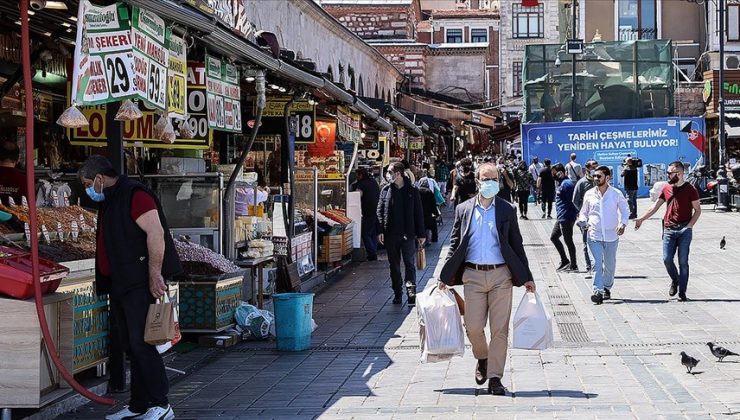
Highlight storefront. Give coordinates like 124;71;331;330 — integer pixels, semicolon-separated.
703;70;740;166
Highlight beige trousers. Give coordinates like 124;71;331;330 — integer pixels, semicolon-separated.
462;266;513;379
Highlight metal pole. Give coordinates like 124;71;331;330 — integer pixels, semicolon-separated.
719;0;726;166
571;0;577;121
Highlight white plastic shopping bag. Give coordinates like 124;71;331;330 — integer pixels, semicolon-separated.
512;291;554;350
417;286;465;363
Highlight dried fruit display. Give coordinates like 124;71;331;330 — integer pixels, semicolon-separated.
320;209;352;225
174;239;239;274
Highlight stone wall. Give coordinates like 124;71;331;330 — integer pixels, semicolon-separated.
675;84;706;117
325;6;416;40
376;45;428;88
426;52;486;101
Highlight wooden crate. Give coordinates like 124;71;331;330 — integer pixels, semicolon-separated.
178;276;242;332
318;234;343;263
0;293;73;408
341;228;353;256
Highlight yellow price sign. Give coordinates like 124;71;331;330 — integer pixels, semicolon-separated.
168;74;186;117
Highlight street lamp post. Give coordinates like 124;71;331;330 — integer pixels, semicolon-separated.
718;0;730;211
571;0;577;121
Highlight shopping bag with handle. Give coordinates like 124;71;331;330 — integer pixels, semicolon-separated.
417;286;465;363
144;295;176;346
512;291;554;350
155;295;181;353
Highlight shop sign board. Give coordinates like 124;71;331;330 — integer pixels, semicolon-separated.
409;137;424;150
703;70;740;113
522;117;705;197
183;0;252;38
260;97;315;143
205;54;242;133
72;1;136;105
67;62;212;149
337;105;361;143
396;126;408;148
131;7;170;111
167;35;187;120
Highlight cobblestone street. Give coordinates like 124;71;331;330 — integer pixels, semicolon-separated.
65;200;740;419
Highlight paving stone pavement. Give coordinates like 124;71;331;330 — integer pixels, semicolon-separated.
61;199;740;420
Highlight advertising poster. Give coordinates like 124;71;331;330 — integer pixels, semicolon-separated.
167;34;187;120
522;117;705;197
259;97;315;143
337;105;361;143
131;6;170;111
205;54;242;133
72;1;136;105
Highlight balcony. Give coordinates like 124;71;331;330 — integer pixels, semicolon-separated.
618;27;658;41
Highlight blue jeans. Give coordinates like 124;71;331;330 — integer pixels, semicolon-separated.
588;239;619;292
662;227;692;294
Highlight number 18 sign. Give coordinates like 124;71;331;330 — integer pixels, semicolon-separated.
131;6;170;111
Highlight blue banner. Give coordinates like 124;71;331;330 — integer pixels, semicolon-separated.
522;117;705;197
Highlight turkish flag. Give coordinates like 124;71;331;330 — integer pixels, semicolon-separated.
687;129;705;152
522;0;539;6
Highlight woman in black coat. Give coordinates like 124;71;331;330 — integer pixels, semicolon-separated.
417;178;440;243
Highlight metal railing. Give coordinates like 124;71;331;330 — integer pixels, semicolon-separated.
618;27;658;41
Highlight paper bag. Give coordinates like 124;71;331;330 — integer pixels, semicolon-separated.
144;297;176;346
416;247;426;270
512;291;554;350
155;295;181;353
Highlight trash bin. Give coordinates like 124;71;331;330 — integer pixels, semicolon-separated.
273;292;314;351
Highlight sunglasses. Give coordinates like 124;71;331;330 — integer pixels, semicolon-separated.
593;174;604;179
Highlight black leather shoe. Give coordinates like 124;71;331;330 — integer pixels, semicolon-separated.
669;282;678;297
488;377;507;396
678;293;688;302
475;359;488;385
392;295;402;304
591;291;603;305
603;289;611;300
556;261;570;271
565;265;579;273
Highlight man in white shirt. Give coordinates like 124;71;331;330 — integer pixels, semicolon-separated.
528;157;544;204
577;165;629;304
565;153;584;182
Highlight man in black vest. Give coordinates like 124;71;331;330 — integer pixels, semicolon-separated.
79;156;181;420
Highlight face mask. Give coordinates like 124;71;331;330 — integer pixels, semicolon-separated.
85;177;105;202
385;172;394;183
479;180;500;199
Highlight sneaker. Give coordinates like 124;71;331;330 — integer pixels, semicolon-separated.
565;265;579;273
131;405;174;420
556;261;570;271
678;293;688;302
407;294;416;306
547;215;553;219
591;291;604;305
522;215;529;220
106;406;145;420
669;282;678;297
603;289;611;300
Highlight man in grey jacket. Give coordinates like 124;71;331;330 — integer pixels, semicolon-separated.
572;159;598;272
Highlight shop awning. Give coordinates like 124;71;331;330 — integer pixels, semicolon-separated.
726;120;740;138
358;97;423;136
125;0;392;130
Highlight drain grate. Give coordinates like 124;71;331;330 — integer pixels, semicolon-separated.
558;322;590;343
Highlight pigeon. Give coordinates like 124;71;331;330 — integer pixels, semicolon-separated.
720;236;726;250
681;351;700;373
707;342;739;362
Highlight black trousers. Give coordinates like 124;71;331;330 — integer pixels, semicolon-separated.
110;287;169;412
541;195;554;217
108;310;127;391
551;220;577;266
385;235;417;297
517;190;530;215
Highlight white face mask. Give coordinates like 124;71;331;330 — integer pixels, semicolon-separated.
385;171;394;183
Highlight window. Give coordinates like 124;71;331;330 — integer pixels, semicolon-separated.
618;0;657;41
729;4;740;42
513;61;523;97
446;28;463;43
471;28;488;43
513;3;544;38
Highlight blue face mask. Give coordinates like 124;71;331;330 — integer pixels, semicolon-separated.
86;177;105;202
479;180;500;199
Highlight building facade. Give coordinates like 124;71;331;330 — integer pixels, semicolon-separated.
498;1;561;121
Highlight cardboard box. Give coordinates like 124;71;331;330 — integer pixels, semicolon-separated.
198;333;238;349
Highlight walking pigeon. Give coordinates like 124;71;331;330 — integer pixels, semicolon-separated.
681;351;700;373
720;236;726;250
707;342;739;362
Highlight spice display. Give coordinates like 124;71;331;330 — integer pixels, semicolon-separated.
180;261;224;276
174;239;239;274
0;204;96;228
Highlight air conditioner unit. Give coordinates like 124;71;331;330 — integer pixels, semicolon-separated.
724;54;740;70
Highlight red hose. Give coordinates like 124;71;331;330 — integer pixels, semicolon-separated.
20;0;115;406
